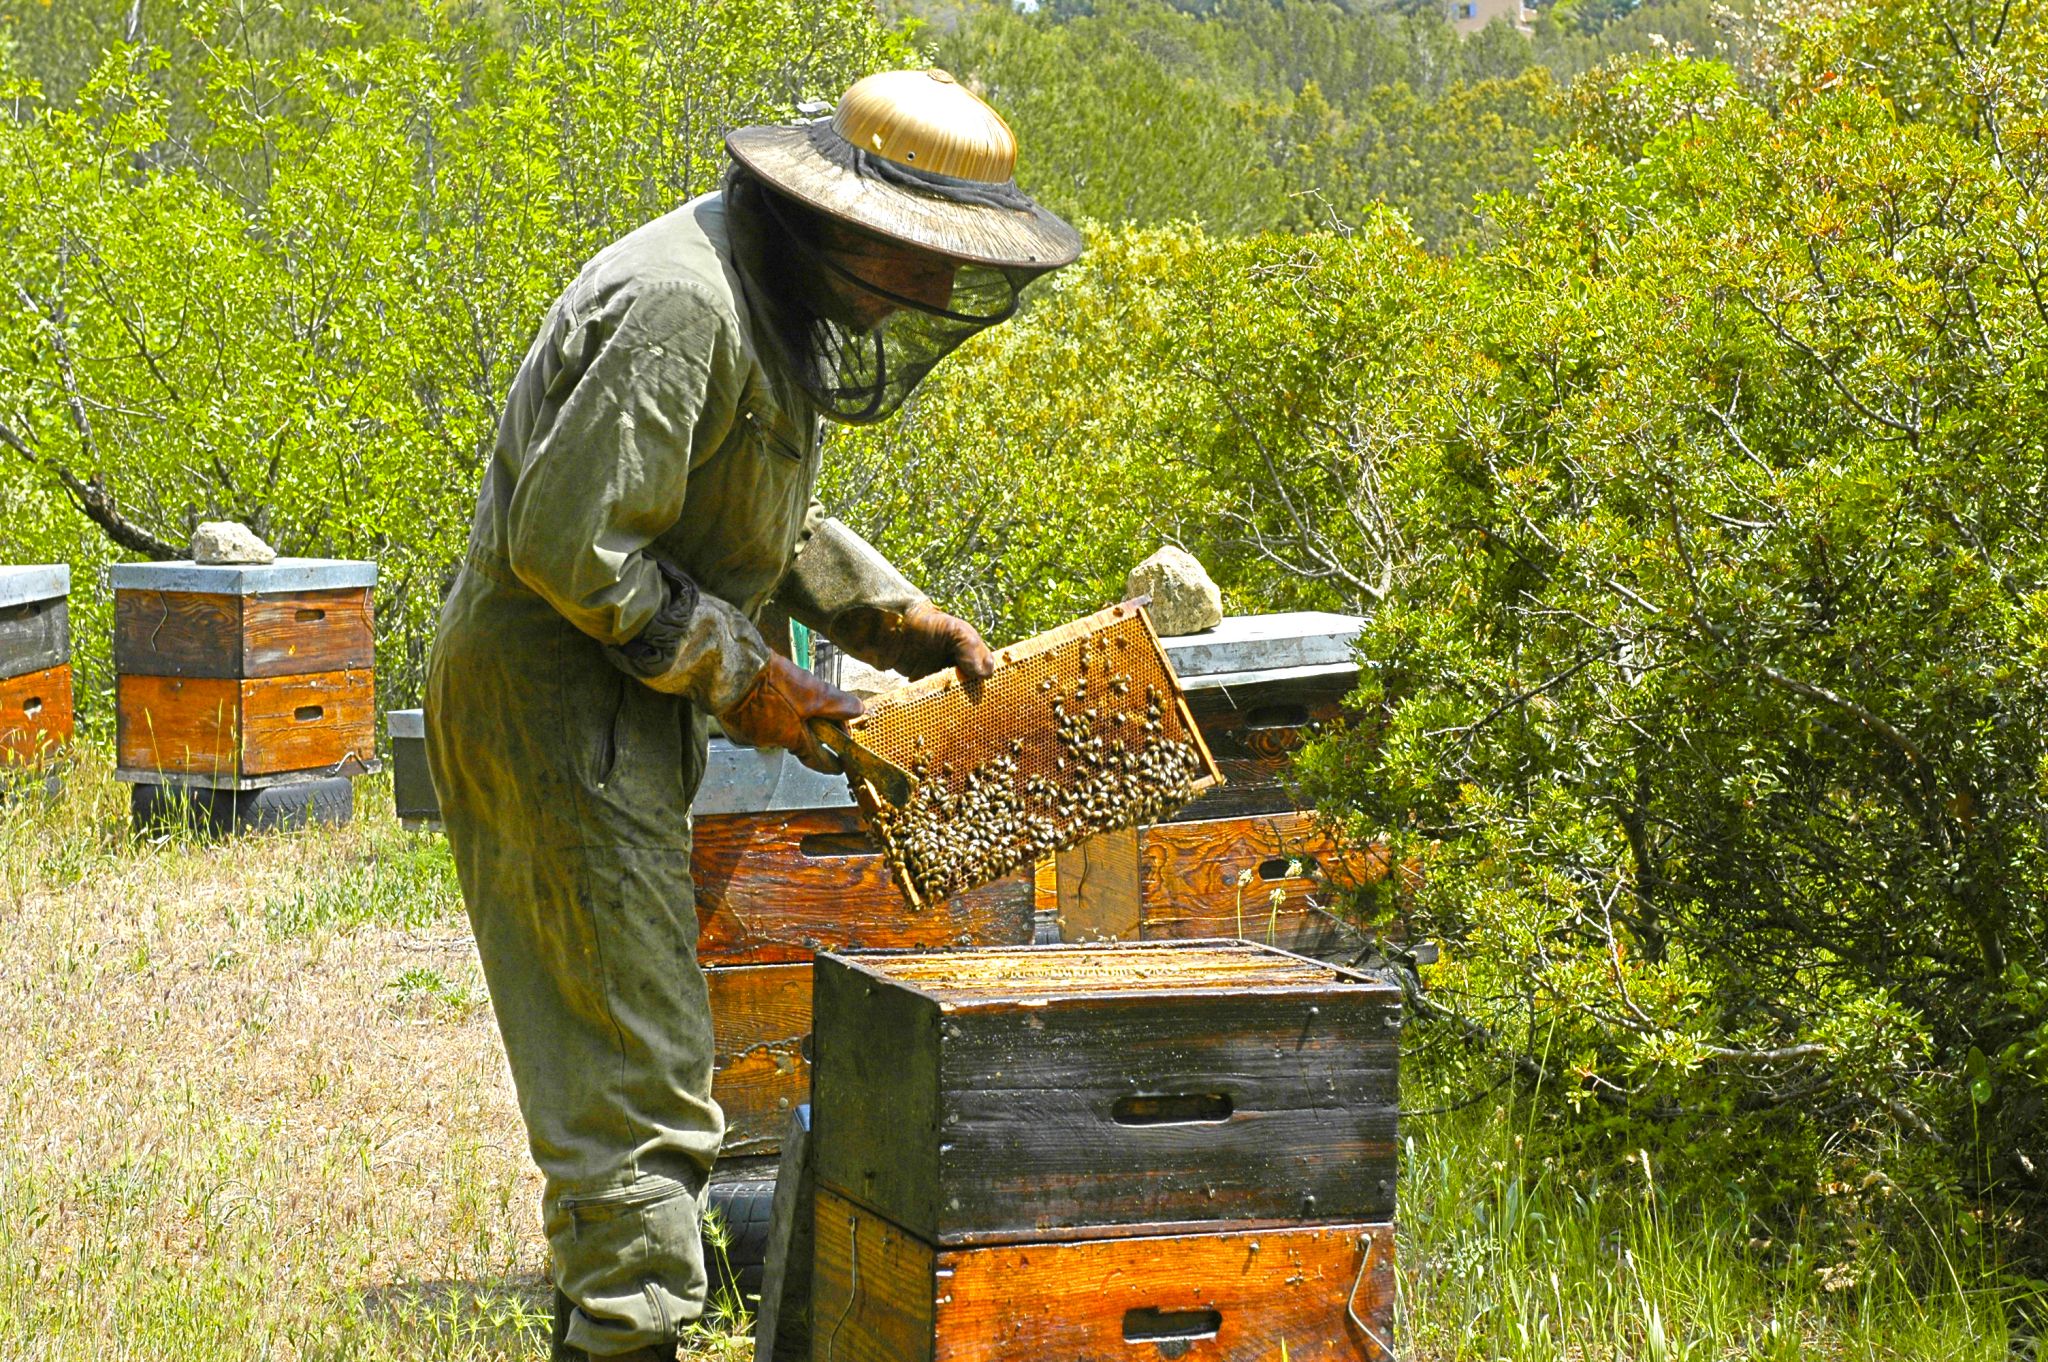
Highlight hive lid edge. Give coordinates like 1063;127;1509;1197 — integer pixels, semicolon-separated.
0;564;70;611
110;558;378;593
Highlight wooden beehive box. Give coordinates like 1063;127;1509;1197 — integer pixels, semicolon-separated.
387;709;437;827
812;940;1400;1242
1049;612;1393;955
111;559;377;789
691;740;1035;1161
0;565;74;770
808;940;1401;1361
813;1190;1395;1362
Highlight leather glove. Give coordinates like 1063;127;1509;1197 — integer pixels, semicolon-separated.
719;654;864;774
833;602;996;682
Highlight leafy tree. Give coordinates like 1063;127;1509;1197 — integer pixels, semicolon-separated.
923;0;1739;246
842;46;2048;1261
0;0;907;714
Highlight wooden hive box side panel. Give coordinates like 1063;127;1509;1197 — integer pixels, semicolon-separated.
708;963;812;1158
241;588;375;676
115;590;247;678
927;986;1400;1243
811;955;942;1236
1172;672;1357;823
1138;812;1391;955
236;670;376;776
694;811;1035;967
931;1221;1395;1362
0;664;74;765
811;1188;936;1362
0;596;68;682
117;673;242;777
391;734;438;823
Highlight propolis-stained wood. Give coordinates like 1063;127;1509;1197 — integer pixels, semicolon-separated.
1171;670;1357;822
116;669;375;779
692;809;1034;967
0;597;68;681
708;963;813;1158
811;1187;1397;1362
115;586;375;679
811;940;1401;1245
1138;810;1391;954
0;664;73;766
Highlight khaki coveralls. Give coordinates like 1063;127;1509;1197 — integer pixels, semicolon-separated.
425;193;919;1354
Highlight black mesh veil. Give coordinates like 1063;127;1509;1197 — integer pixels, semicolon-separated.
723;164;1058;425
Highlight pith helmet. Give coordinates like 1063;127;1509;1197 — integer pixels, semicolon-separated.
725;69;1082;271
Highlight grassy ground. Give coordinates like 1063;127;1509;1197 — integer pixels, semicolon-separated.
0;755;2034;1359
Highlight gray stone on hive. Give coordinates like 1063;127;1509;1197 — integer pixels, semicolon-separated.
190;521;277;565
1126;545;1223;637
835;654;905;699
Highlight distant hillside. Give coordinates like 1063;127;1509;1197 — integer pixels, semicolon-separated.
888;0;1738;247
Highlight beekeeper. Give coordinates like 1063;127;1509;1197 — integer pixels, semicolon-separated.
424;70;1081;1361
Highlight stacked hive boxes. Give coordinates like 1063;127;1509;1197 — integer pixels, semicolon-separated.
113;559;378;824
690;739;1036;1164
808;940;1401;1360
0;566;74;777
1051;611;1388;952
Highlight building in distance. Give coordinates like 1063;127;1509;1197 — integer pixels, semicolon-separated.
1446;0;1536;36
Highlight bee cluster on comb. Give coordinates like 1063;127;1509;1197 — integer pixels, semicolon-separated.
847;603;1221;907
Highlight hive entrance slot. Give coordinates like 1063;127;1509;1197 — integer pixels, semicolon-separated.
294;705;324;722
296;608;326;623
1258;856;1315;881
1244;703;1311;730
1111;1093;1233;1126
800;833;875;860
1123;1307;1222;1345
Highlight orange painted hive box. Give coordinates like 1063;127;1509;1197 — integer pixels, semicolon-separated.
808;940;1402;1361
0;565;74;771
112;559;378;790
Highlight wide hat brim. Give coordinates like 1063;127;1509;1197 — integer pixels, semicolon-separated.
726;123;1083;271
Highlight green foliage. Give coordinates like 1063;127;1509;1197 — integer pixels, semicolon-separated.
917;0;1731;244
844;38;2048;1263
1399;1085;2042;1358
0;0;906;715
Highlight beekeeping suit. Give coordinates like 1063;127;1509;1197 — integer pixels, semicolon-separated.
424;70;1080;1361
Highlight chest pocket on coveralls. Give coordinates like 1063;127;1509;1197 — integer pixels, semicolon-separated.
663;389;814;614
745;405;805;463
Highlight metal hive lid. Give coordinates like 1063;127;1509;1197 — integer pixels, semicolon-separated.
0;565;69;612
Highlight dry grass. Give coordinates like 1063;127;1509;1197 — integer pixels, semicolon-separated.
0;754;748;1361
0;753;2033;1361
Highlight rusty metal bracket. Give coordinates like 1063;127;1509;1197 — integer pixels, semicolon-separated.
1346;1231;1397;1361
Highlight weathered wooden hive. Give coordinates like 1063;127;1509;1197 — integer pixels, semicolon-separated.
0;565;74;775
387;708;435;828
807;939;1401;1360
112;559;378;814
1047;611;1388;953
